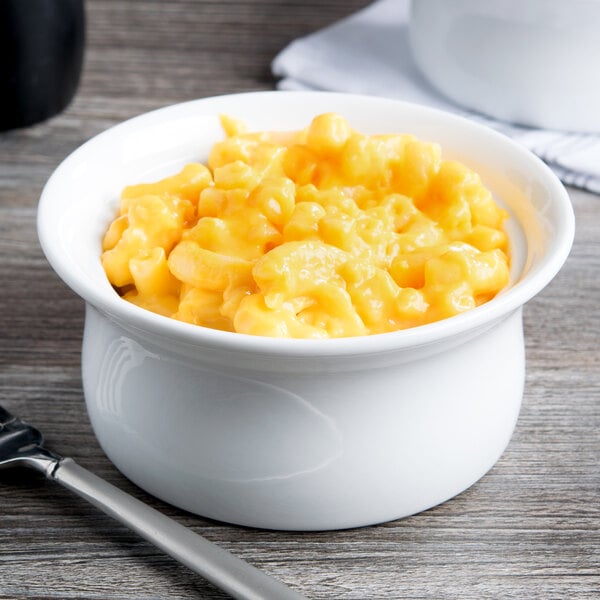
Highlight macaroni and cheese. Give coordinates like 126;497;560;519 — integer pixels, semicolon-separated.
101;113;510;338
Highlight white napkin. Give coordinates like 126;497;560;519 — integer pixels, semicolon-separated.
272;0;600;194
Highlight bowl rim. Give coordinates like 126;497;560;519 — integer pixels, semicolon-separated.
37;90;575;358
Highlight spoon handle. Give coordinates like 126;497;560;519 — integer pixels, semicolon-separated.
52;458;307;600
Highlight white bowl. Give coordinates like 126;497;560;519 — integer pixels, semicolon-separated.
409;0;600;133
38;91;574;530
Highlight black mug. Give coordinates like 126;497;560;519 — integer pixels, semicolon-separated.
0;0;85;131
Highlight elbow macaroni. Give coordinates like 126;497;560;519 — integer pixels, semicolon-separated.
101;113;510;338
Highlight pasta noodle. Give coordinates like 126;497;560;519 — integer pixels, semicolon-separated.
101;113;510;338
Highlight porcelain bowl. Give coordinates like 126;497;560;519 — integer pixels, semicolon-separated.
409;0;600;133
38;91;574;530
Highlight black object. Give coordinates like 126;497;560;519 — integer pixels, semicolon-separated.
0;0;85;131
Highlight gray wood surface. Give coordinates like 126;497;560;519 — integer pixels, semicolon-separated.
1;1;598;598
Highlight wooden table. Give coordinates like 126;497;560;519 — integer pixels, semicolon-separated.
1;1;598;598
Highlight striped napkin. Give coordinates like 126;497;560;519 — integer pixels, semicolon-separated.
272;0;600;194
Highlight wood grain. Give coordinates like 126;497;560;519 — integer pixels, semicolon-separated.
1;1;598;598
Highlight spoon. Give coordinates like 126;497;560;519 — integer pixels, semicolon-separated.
0;404;307;600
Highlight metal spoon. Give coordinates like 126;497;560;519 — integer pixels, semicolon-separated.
0;405;307;600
